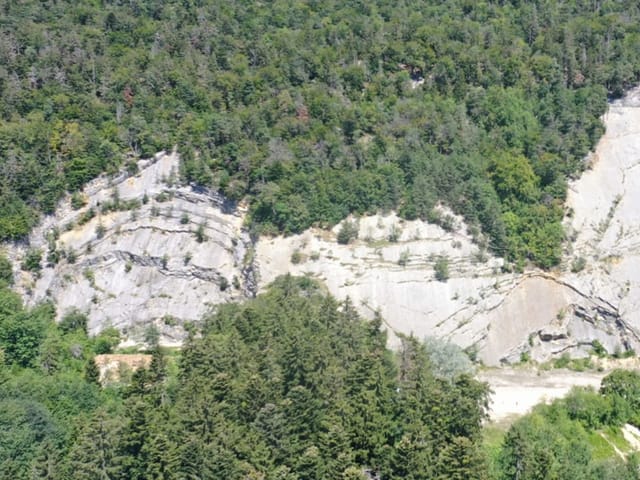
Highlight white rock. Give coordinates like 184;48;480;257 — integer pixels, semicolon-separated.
7;87;640;365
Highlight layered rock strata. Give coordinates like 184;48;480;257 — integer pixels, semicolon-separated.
6;88;640;364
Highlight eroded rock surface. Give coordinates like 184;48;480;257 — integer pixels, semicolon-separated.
7;152;254;345
257;86;640;364
6;88;640;364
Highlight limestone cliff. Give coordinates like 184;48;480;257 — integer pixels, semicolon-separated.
257;87;640;365
6;88;640;364
6;152;254;346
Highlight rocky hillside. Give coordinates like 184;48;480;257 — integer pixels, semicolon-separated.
4;152;255;346
259;88;640;365
5;88;640;364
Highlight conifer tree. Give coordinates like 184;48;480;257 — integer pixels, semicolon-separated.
84;357;101;385
30;441;60;480
66;411;124;480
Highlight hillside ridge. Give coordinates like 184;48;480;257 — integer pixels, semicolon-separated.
5;88;640;363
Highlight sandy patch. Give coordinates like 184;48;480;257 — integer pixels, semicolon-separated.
478;368;606;423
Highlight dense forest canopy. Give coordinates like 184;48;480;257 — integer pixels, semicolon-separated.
1;276;640;479
1;0;640;268
0;276;494;479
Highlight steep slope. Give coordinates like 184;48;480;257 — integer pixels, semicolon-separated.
563;88;640;355
6;152;254;345
6;88;640;363
258;87;640;365
256;216;628;365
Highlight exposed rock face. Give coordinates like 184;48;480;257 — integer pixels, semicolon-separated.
255;219;632;365
560;88;640;358
256;212;511;354
8;152;253;346
6;88;640;364
94;353;152;384
257;87;640;365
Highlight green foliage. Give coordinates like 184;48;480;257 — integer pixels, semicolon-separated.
0;199;37;241
143;325;160;349
592;340;607;357
1;279;639;478
194;223;207;243
490;153;538;204
21;249;43;273
77;208;95;227
64;411;124;480
172;277;491;479
66;249;77;264
434;256;450;282
70;192;86;210
95;223;106;240
0;398;62;479
92;327;120;354
554;353;572;369
83;269;95;286
424;336;474;380
600;370;640;426
572;256;588;273
58;309;88;335
0;254;13;286
0;294;51;368
498;410;594;480
0;0;638;266
337;220;359;245
388;223;402;243
397;249;410;267
0;286;111;479
84;358;100;385
496;372;640;480
218;276;229;291
497;373;640;480
290;250;304;264
0;278;489;478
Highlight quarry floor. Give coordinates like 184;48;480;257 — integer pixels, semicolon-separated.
479;367;605;424
479;357;640;424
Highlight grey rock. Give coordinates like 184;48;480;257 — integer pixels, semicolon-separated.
6;87;640;365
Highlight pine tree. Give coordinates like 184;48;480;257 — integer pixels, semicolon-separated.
119;400;150;480
318;418;356;479
142;432;178;480
30;441;60;479
66;411;124;480
390;427;435;480
435;436;487;480
84;357;101;385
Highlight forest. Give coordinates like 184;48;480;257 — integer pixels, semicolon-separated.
0;275;640;479
2;1;640;267
4;1;640;475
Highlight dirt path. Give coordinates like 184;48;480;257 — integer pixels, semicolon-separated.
600;432;626;459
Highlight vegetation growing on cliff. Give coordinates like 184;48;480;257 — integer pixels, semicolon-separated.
1;278;640;478
2;1;640;267
0;277;491;478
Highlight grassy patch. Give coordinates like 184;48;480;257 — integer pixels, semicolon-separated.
588;431;617;461
588;427;631;461
483;426;506;478
603;426;630;453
